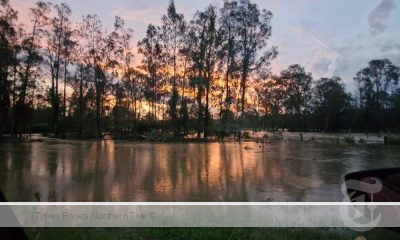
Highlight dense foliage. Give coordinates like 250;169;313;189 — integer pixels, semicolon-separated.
0;0;399;139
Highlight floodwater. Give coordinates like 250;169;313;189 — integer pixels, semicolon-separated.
1;137;399;202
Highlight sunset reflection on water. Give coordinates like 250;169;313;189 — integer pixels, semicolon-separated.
1;139;400;202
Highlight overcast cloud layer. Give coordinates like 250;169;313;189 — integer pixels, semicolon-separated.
13;0;400;91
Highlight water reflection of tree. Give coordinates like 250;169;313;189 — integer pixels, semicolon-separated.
3;141;400;202
0;144;32;200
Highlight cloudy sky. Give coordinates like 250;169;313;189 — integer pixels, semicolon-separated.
13;0;400;91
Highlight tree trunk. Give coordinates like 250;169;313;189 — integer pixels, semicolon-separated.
95;79;102;138
204;77;210;140
79;68;84;138
238;68;248;141
197;87;202;139
63;61;67;120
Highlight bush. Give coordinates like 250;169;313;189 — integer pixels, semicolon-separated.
134;121;157;133
384;136;400;145
242;131;251;139
344;136;355;144
31;123;52;133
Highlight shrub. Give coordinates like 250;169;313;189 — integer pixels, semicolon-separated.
344;136;355;144
385;136;400;145
242;131;251;139
31;123;52;133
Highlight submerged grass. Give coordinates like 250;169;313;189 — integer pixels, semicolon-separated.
25;227;399;240
384;136;400;145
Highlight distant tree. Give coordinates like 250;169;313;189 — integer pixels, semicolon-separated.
312;77;351;132
78;14;120;137
113;17;139;130
61;8;76;122
44;2;73;135
354;59;400;132
11;1;382;139
13;1;51;137
0;0;18;137
179;98;190;133
112;82;129;131
188;5;220;139
68;63;92;137
256;75;285;134
234;0;277;135
218;0;239;134
280;64;312;138
104;17;144;134
78;14;104;137
178;37;192;121
160;0;186;131
390;89;400;130
138;24;166;121
177;35;192;135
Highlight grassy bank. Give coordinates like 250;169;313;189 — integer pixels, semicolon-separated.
25;227;399;240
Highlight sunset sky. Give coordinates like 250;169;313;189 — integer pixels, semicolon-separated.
13;0;400;91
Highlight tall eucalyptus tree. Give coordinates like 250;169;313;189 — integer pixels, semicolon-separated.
138;24;166;121
14;1;51;137
234;0;277;136
45;3;73;134
160;0;186;130
219;0;239;134
0;0;18;137
188;5;220;139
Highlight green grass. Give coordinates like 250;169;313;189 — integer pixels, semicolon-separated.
25;227;399;240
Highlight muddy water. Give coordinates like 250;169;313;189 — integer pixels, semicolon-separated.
1;139;399;202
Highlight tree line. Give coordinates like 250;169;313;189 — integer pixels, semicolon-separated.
1;0;399;140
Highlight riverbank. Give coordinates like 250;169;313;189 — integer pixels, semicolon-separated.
2;132;400;145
